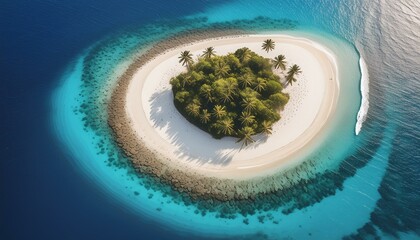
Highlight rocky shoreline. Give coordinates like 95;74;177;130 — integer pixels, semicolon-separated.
108;28;296;201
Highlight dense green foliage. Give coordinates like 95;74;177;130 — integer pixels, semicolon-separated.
170;48;289;144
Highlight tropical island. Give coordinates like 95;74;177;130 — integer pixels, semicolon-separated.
170;41;302;145
108;32;339;200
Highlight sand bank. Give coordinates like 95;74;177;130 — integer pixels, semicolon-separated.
108;30;339;200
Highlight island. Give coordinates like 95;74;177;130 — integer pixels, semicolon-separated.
108;31;339;201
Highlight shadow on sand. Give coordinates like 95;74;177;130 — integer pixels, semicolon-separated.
149;89;267;166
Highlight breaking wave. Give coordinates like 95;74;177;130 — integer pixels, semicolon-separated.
355;57;370;135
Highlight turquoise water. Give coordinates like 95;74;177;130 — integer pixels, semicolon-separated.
48;1;419;239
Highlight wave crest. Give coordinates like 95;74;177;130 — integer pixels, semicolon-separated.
355;57;370;135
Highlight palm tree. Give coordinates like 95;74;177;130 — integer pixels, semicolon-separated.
273;55;287;70
202;47;216;59
239;111;256;126
235;47;252;63
214;61;230;78
286;64;302;86
261;120;273;135
212;105;227;119
254;78;267;92
178;51;193;69
180;75;193;88
237;127;255;147
262;39;275;52
238;74;254;88
185;103;200;117
200;109;211;124
241;98;257;113
221;78;238;103
200;84;213;103
215;118;235;135
221;92;234;103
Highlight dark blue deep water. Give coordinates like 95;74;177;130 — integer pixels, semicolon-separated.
1;1;220;239
1;1;419;239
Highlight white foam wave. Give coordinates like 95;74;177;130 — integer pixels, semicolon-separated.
355;57;370;135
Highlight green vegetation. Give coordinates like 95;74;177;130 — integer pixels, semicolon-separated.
170;47;292;145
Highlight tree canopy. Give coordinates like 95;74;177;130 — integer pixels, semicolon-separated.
170;48;290;143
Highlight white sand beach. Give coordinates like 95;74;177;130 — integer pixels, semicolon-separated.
125;34;339;179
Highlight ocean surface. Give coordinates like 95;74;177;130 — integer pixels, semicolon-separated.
1;1;419;239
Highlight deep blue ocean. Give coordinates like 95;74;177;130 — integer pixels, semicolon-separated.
1;1;419;239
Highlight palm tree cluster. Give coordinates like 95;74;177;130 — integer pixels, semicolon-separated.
273;55;302;86
171;47;290;145
263;39;303;87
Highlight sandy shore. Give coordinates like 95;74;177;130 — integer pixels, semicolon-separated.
126;34;338;178
108;30;339;200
